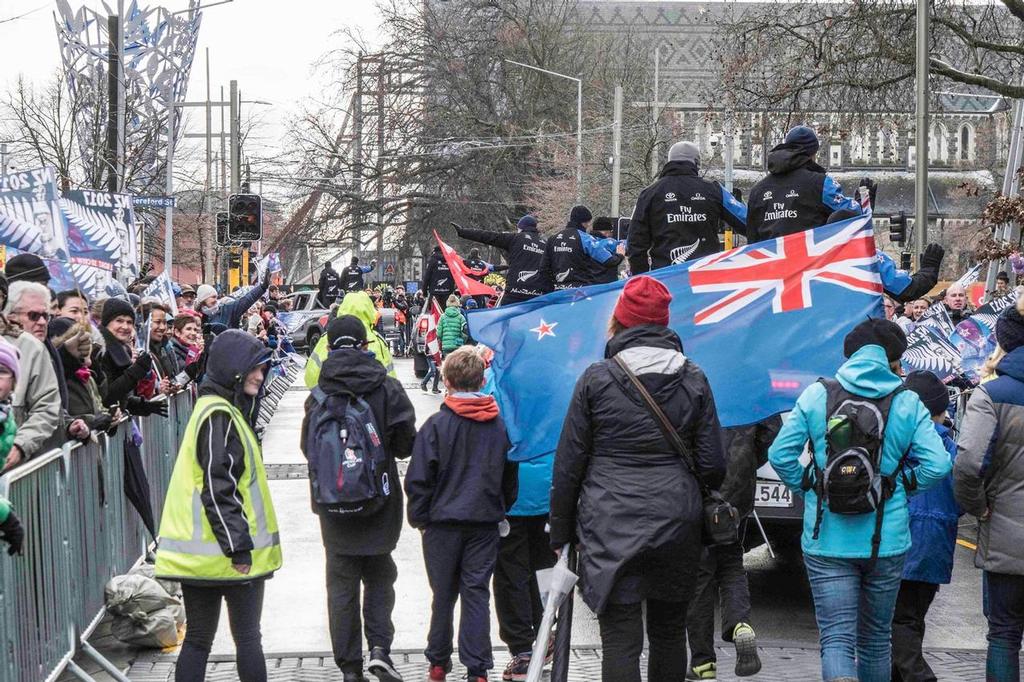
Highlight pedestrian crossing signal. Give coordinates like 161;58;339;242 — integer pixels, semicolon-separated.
229;193;262;242
216;211;230;245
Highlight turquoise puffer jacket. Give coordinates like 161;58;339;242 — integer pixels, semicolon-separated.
768;344;952;559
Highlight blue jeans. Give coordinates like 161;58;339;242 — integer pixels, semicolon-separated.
421;357;439;391
985;571;1024;681
803;552;906;682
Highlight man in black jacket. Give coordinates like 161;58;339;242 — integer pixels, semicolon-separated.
421;246;454;310
747;126;863;241
455;216;550;306
542;205;624;290
628;141;747;273
302;316;416;682
318;261;342;307
341;256;377;294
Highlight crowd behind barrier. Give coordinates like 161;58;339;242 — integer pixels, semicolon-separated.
0;392;192;682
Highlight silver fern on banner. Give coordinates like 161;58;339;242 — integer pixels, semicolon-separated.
68;263;112;298
59;197;121;264
0;211;44;254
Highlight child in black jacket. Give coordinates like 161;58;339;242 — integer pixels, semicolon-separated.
405;347;518;682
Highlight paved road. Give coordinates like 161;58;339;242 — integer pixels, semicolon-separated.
203;356;989;663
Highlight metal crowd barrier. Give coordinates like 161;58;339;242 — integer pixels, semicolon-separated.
0;391;194;682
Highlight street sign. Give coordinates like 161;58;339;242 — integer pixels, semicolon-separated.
384;262;396;276
132;195;176;208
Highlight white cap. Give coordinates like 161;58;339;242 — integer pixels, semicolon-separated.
195;284;218;304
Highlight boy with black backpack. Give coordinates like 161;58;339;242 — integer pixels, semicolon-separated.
405;347;519;682
301;315;417;682
768;318;951;682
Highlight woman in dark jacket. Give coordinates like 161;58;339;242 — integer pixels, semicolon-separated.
97;298;166;417
48;317;115;433
549;275;727;682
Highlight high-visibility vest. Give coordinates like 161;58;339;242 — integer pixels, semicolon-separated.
155;395;282;582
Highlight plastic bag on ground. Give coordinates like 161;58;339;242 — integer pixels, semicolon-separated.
104;571;185;649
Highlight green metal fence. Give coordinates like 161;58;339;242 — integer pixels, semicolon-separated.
0;392;193;682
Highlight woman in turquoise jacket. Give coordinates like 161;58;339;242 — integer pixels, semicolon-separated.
769;319;951;682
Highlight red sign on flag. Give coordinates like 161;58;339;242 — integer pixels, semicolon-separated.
434;230;496;297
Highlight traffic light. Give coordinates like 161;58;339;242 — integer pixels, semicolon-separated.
900;252;912;270
228;250;242;270
889;211;908;245
216;211;229;246
228;193;262;242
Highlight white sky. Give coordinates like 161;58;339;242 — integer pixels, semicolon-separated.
0;0;383;175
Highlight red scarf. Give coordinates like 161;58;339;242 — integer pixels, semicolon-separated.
444;394;499;422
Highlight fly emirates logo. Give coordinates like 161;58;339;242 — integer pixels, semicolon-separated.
667;205;707;223
764;201;798;221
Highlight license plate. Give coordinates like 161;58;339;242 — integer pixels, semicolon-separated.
755;481;793;508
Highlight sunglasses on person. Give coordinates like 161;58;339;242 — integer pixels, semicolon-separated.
16;310;51;323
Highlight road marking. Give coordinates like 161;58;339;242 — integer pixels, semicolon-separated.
957;538;977;551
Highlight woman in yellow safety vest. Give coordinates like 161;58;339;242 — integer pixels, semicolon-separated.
155;329;283;682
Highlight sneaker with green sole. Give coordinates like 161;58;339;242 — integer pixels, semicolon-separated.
732;622;762;677
686;661;717;680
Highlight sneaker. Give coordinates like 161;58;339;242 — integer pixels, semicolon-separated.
368;647;403;682
420;384;429;393
428;662;450;681
502;653;531;681
686;661;716;680
431;388;442;394
732;623;762;677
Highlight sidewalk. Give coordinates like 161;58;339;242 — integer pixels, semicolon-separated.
126;644;993;681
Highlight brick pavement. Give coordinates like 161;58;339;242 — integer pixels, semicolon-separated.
127;645;995;681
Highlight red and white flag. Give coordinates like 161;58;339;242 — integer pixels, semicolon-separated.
424;298;443;365
434;230;496;297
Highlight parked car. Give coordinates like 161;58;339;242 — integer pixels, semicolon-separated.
280;290;329;353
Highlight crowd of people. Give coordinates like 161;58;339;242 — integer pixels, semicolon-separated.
5;122;1023;682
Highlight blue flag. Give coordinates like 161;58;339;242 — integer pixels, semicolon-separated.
469;215;884;462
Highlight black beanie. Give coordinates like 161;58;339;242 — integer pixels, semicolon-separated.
569;205;593;226
996;303;1024;352
101;297;137;327
904;370;950;416
843;318;907;363
5;253;50;284
328;314;367;349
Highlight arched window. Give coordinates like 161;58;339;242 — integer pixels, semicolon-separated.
929;122;949;162
959;123;975;162
851;128;868;162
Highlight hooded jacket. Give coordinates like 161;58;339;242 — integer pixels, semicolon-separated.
746;145;861;242
542;223;623;291
191;330;272;569
301;347;416;555
437;305;467;352
318;264;341;306
549;325;726;614
628;160;747;273
904;422;960;584
769;344;952;559
305;291;396;387
455;224;550;304
954;346;1024;574
405;393;517;528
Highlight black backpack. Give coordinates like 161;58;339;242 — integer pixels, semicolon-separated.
304;387;391;517
801;379;915;564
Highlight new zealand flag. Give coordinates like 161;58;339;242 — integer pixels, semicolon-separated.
469;214;884;461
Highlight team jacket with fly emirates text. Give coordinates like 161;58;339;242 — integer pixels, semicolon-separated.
455;224;551;301
627;160;747;273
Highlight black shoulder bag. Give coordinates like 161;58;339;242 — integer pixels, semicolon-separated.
613;356;739;547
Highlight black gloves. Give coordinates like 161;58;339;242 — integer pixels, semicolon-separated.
128;397;169;418
920;243;945;272
125;352;153;383
1;511;24;556
858;177;877;209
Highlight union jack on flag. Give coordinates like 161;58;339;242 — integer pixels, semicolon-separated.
688;215;882;325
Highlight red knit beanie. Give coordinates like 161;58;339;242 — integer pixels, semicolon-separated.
613;276;672;328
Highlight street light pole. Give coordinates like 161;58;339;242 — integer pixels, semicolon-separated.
165;85;175;281
914;0;930;259
504;59;583;204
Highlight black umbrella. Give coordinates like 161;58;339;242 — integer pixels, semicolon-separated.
122;433;156;539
